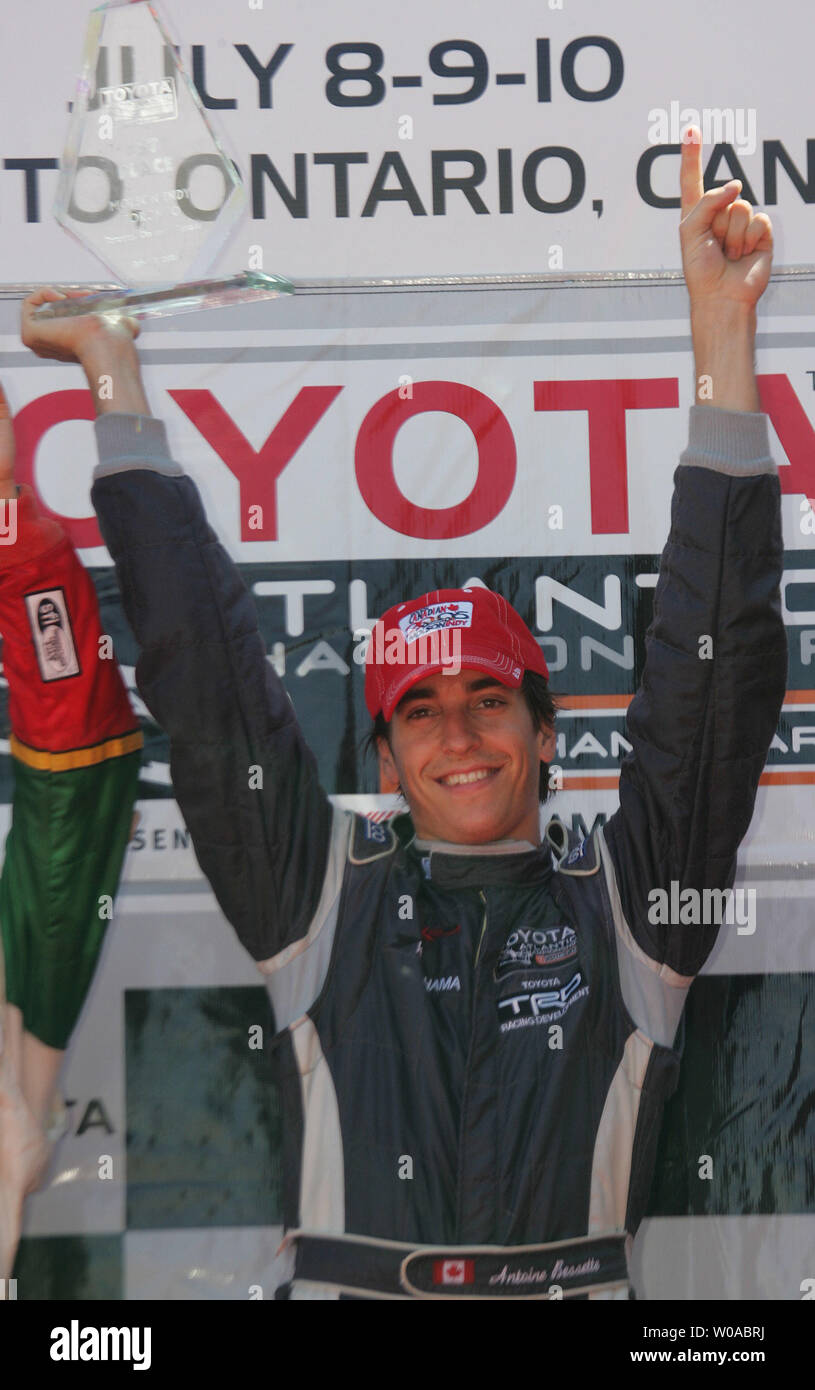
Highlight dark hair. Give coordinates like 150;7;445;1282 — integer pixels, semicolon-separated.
362;669;559;804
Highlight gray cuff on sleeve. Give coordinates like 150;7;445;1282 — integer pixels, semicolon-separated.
678;405;776;476
94;413;184;480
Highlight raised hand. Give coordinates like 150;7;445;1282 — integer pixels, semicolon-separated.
21;288;139;365
20;288;149;418
679;127;773;309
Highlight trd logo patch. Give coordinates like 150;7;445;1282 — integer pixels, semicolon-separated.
25;588;80;682
495;924;578;980
497;972;588;1030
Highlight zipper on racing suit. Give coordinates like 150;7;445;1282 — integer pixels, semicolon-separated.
453;889;490;1240
474;888;488;966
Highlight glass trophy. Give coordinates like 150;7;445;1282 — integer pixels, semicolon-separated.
34;0;293;321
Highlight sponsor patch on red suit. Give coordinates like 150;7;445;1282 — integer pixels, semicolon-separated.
24;587;80;682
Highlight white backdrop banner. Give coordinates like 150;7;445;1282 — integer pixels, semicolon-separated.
0;0;814;283
1;274;814;876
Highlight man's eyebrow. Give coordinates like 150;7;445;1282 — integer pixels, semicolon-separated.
396;676;505;710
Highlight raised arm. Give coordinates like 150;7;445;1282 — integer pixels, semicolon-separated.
21;292;334;967
601;130;787;979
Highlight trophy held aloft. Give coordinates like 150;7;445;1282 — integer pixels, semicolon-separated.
34;0;292;321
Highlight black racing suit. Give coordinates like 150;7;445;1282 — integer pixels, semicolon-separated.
91;405;786;1300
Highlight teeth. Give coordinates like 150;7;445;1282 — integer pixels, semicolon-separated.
441;768;493;787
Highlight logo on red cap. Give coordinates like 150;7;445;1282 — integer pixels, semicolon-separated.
364;587;549;720
398;600;473;642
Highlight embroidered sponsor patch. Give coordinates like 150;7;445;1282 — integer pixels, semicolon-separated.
25;588;80;682
398;601;473;643
497;972;589;1033
364;817;389;843
421;924;461;944
424;975;461;993
495;924;578;979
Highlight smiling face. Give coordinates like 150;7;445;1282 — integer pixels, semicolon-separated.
376;670;555;846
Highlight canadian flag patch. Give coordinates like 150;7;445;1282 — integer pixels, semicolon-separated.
432;1258;475;1286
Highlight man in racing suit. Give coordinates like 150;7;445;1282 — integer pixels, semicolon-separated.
21;132;787;1299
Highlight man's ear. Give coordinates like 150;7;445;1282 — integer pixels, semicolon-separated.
377;734;402;796
538;720;556;766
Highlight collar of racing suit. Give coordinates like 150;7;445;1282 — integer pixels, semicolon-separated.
391;812;558;889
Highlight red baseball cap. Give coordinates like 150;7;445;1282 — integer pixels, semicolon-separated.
364;587;550;720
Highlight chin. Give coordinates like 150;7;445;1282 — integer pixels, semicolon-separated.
445;812;511;845
463;828;509;846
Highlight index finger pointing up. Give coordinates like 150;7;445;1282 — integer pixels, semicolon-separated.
679;125;704;218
